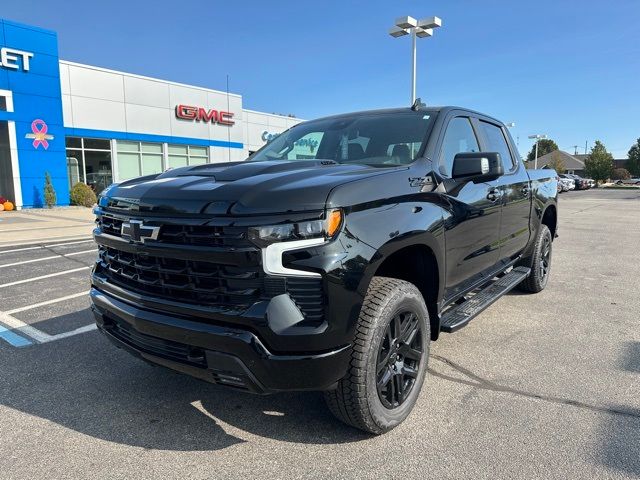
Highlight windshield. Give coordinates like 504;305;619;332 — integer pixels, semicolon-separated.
249;111;436;167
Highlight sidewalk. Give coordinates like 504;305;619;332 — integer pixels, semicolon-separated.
0;207;95;246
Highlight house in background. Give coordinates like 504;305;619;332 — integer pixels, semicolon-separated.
525;150;585;175
575;154;628;170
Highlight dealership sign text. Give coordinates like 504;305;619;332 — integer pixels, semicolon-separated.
175;105;235;125
0;47;34;72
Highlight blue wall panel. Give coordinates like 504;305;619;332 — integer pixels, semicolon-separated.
1;19;68;207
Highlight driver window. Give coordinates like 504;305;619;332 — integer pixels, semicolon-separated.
440;117;480;176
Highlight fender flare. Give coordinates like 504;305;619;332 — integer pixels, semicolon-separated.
357;229;445;312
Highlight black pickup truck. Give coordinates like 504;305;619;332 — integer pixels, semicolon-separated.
91;106;558;434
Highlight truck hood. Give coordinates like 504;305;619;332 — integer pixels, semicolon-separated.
101;160;402;215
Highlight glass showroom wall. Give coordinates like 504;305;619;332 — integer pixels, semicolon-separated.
116;141;164;179
115;141;211;182
66;139;214;188
0;121;13;202
167;144;208;168
65;137;112;193
0;91;17;204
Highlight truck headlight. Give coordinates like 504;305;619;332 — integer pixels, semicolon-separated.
248;209;342;247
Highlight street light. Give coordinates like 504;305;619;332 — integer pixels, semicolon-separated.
389;15;442;105
528;134;548;169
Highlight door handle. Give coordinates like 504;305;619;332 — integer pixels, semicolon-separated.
487;188;500;202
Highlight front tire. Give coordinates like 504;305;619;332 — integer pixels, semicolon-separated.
517;224;553;293
324;276;430;434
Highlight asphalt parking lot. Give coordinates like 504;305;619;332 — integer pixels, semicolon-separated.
0;189;638;480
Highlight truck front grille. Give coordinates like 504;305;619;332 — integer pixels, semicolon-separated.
97;246;262;312
95;213;326;325
98;215;252;248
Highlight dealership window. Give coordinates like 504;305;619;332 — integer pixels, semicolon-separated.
287;132;324;160
167;144;208;168
0;96;6;111
116;141;164;180
0;121;15;203
65;137;112;193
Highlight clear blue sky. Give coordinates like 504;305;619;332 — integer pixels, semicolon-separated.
3;0;639;158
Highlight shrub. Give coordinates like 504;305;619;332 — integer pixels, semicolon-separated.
612;168;631;180
44;172;57;208
70;182;97;207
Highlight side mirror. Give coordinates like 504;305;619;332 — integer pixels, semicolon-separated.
452;152;504;182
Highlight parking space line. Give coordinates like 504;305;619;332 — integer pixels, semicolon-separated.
0;249;97;268
0;225;93;233
0;311;53;343
6;291;90;315
0;266;91;288
0;310;96;346
0;323;33;347
48;324;97;341
0;239;94;254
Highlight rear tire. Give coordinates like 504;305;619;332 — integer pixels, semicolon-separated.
324;276;430;434
517;224;553;293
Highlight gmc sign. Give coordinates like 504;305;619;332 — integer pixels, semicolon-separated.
175;104;235;125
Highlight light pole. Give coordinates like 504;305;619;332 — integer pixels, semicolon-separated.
389;16;442;105
528;134;547;169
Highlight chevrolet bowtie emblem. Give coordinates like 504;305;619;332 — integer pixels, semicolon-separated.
121;220;160;243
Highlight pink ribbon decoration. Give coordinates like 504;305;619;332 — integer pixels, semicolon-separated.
26;119;54;149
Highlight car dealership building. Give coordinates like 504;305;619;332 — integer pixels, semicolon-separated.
0;18;302;208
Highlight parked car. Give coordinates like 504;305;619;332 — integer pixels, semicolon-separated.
563;174;590;190
559;177;575;192
91;105;558;434
584;178;596;188
616;178;640;185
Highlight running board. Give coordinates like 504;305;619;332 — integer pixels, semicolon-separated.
440;266;531;333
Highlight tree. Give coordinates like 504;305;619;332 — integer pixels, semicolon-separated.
546;151;566;173
526;138;559;162
43;172;57;208
612;168;630;180
627;138;640;176
584;140;614;182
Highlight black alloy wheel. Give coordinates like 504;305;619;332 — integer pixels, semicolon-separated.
324;276;430;434
539;233;551;283
517;224;552;293
376;311;423;409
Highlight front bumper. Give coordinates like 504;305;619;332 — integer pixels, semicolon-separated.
91;288;351;393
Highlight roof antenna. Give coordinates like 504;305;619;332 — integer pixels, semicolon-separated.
411;97;426;110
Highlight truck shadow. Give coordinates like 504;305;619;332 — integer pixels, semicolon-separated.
599;407;640;476
621;341;640;373
0;310;370;451
599;342;640;475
